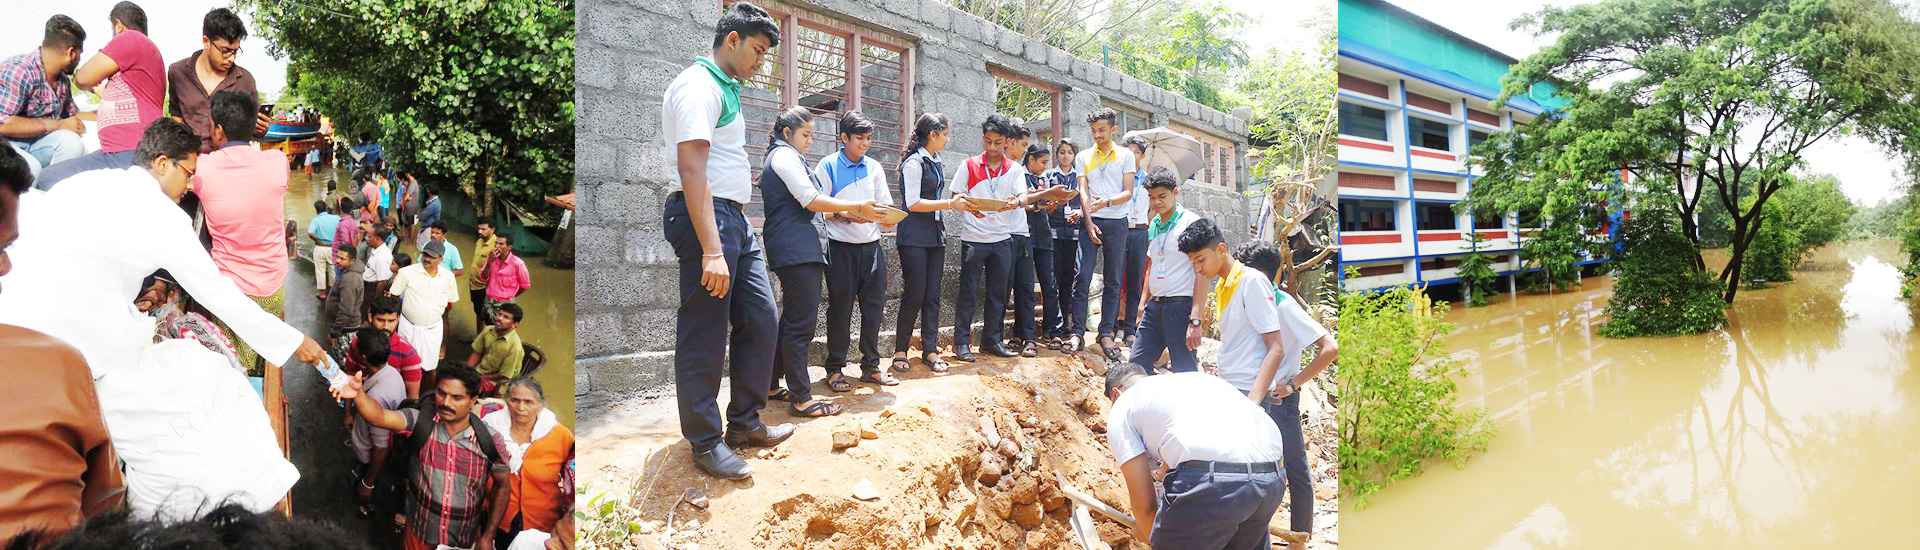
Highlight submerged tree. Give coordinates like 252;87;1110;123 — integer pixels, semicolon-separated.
1599;210;1728;337
1744;199;1802;284
240;0;575;222
1456;231;1500;307
1478;0;1920;304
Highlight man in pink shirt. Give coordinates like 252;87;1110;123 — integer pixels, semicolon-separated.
35;2;165;191
193;90;288;372
481;234;532;324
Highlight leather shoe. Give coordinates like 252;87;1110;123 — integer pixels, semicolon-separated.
692;443;753;480
954;347;977;362
725;422;796;449
985;343;1018;357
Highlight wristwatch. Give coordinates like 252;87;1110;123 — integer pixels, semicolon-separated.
1189;318;1202;327
1284;380;1298;395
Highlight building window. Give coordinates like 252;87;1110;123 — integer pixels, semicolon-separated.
1339;102;1389;141
1408;116;1452;151
1416;202;1457;231
1340;199;1398;232
1473;210;1505;230
1516;208;1544;228
1468;129;1490;148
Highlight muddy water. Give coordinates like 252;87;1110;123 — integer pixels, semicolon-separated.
1344;240;1920;548
284;166;576;426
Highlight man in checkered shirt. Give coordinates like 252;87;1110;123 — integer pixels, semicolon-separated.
1;15;89;180
336;363;513;550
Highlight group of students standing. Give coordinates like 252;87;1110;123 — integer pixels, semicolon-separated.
666;5;1336;548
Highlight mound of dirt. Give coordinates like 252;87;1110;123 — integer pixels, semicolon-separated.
582;349;1338;550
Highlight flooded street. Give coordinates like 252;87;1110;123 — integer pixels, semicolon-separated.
284;166;576;426
1344;239;1920;548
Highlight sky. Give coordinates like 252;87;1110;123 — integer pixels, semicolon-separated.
3;0;289;98
1392;0;1911;206
1220;0;1334;55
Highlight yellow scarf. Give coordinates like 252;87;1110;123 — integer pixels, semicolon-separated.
1084;146;1116;173
1210;263;1250;324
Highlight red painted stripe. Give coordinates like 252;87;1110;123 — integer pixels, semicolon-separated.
1341;234;1403;245
1339;138;1395;152
1417;232;1460;242
1476;231;1508;240
1411;149;1457;160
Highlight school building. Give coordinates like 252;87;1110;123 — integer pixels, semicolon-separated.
575;0;1256;404
1335;0;1618;292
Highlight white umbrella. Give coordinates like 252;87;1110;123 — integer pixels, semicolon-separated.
1122;127;1204;181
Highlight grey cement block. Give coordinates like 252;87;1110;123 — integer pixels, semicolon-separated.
1049;46;1071;74
576;224;619;267
596;183;657;224
1024;38;1048;65
921;0;951;30
579;138;619;181
576;311;625;357
578;43;622;91
622;142;674;186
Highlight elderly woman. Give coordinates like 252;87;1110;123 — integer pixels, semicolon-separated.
481;378;574;549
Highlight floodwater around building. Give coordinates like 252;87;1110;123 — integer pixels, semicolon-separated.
1345;239;1920;548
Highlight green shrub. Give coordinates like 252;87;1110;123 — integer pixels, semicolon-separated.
1745;200;1801;284
1598;213;1727;337
1456;232;1501;307
1337;284;1493;507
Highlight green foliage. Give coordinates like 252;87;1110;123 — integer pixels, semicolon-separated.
1456;232;1500;307
1337;282;1493;507
1599;212;1728;337
1241;11;1335;186
1485;0;1920;304
1089;1;1250;111
1695;182;1742;249
1745;207;1802;284
240;0;575;221
1849;195;1911;240
1770;173;1856;257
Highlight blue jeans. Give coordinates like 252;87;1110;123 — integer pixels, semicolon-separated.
9;129;86;181
1129;297;1201;372
1153;465;1285;549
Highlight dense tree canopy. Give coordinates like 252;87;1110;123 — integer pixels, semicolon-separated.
240;0;575;221
1470;0;1920;304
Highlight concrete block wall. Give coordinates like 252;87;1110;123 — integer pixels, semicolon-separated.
576;0;1254;405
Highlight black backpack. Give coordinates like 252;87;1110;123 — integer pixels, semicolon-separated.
372;407;504;514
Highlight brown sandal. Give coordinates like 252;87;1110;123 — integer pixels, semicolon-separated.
924;353;949;373
860;370;900;386
890;354;911;373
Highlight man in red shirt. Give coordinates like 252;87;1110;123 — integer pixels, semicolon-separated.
346;296;427;398
37;2;165;191
194;91;288;372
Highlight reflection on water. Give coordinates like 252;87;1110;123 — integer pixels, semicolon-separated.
284;167;575;426
1345;240;1920;548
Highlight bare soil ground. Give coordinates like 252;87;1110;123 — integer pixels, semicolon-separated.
579;347;1338;550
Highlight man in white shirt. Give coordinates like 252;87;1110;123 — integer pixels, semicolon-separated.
952;114;1038;361
1129;167;1204;372
1182;219;1337;550
388;240;459;376
1232;240;1338;550
659;1;792;480
1075;108;1137;360
1104;363;1286;548
364;223;394;315
811;111;895;386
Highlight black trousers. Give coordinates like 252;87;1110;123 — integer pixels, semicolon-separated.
1264;392;1314;533
895;245;945;354
955;239;1013;350
826;240;887;374
1121;226;1149;337
1052;237;1083;338
1034;246;1058;341
1081;217;1131;336
771;262;824;403
1009;235;1039;341
664;197;775;452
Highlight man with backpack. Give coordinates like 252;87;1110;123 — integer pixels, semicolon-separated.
334;363;511;550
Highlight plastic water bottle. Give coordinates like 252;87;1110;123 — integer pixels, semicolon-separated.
316;355;347;407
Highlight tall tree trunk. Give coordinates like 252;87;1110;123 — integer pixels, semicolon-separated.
1720;215;1755;303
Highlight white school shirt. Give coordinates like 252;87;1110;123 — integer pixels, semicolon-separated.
1126;172;1151;225
1145;208;1200;297
662;61;752;204
387;263;460;327
0;167;305;378
949;153;1023;244
813;151;891;244
766;140;821;208
1108;372;1285;468
1216;267;1330;393
1008;164;1030;237
1077;146;1137;220
900;148;940;220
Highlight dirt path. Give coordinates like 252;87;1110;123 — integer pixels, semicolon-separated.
579;349;1339;549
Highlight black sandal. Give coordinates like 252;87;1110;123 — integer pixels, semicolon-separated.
790;400;845;417
923;353;950;373
890;354;911;373
826;372;854;392
860;370;901;386
1098;335;1125;362
1021;340;1040;357
768;388;797;403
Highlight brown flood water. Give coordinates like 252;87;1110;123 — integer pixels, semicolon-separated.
1345;239;1920;548
284;166;576;426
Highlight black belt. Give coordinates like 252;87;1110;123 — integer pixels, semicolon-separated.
1149;295;1193;303
1177;460;1280;474
1131;224;1148;230
667;191;742;210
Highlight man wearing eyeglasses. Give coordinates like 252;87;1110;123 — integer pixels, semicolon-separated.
165;8;268;154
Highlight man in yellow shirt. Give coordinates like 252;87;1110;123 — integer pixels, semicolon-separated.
468;219;499;335
467;302;523;395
